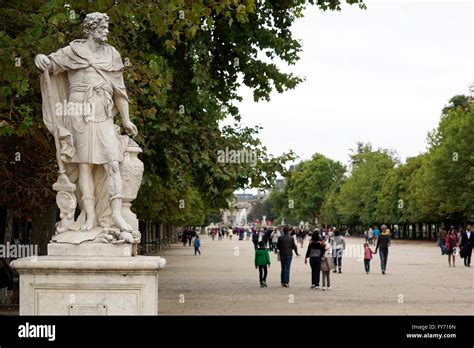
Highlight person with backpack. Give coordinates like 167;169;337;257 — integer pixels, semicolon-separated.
193;235;201;255
255;241;271;287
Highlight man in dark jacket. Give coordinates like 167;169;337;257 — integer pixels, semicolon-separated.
460;225;473;267
276;226;299;287
252;229;259;250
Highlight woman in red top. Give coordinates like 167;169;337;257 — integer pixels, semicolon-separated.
445;227;458;267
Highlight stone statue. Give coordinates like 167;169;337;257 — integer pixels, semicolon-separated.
35;12;142;244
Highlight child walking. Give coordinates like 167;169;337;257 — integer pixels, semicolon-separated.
320;242;334;290
193;235;201;255
255;241;271;287
363;243;374;273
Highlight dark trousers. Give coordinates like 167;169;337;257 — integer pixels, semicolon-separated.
194;247;200;255
309;257;321;286
253;241;258;250
464;247;472;266
188;238;192;246
379;248;388;271
280;256;292;284
258;265;268;283
364;259;371;272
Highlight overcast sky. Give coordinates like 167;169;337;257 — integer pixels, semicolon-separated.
229;0;472;174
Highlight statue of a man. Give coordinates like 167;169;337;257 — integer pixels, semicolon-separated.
35;12;137;234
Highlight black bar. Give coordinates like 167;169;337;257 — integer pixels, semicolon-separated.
0;315;471;346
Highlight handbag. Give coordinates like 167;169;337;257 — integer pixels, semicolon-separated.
459;247;465;258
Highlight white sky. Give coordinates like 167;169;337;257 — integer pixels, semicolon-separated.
229;0;473;173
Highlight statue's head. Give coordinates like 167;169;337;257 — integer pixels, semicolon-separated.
83;12;109;43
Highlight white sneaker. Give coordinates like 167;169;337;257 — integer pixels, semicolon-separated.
322;286;326;291
327;287;331;290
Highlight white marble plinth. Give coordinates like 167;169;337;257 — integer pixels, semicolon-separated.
48;242;135;257
11;255;166;315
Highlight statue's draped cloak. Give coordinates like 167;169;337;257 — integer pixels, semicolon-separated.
41;40;129;228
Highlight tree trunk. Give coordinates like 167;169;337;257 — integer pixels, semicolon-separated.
31;205;57;256
4;208;14;262
428;223;432;240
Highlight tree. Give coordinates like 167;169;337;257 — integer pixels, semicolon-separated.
286;153;345;223
425;99;474;223
336;143;397;226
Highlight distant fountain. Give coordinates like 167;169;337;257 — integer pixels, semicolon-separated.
236;208;247;226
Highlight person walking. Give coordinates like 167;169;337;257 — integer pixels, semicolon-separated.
320;241;334;290
445;227;458;267
331;230;345;273
252;229;259;250
459;225;473;267
193;235;201;255
0;258;13;305
271;229;280;254
373;226;380;246
276;226;299;287
182;229;188;247
228;229;233;240
246;228;251;241
367;228;374;245
363;243;375;274
255;241;271;287
374;225;391;274
305;232;324;289
437;225;447;255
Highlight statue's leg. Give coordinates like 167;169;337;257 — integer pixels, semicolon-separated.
78;163;95;230
105;161;132;232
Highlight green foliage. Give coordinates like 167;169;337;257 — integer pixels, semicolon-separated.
286;153;345;222
336;143;396;225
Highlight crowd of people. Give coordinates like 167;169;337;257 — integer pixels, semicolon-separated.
250;224;391;289
436;224;473;267
179;222;473;289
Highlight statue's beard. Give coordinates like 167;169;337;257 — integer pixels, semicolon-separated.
92;33;108;43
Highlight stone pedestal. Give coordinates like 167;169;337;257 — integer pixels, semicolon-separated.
11;245;166;315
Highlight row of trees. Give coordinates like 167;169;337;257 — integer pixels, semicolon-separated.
250;95;473;236
0;1;365;237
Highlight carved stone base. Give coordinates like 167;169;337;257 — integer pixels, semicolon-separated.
11;255;166;315
48;243;135;257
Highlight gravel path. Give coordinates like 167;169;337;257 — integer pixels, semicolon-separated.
156;236;473;315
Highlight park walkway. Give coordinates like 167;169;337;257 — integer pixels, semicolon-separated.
156;235;473;315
